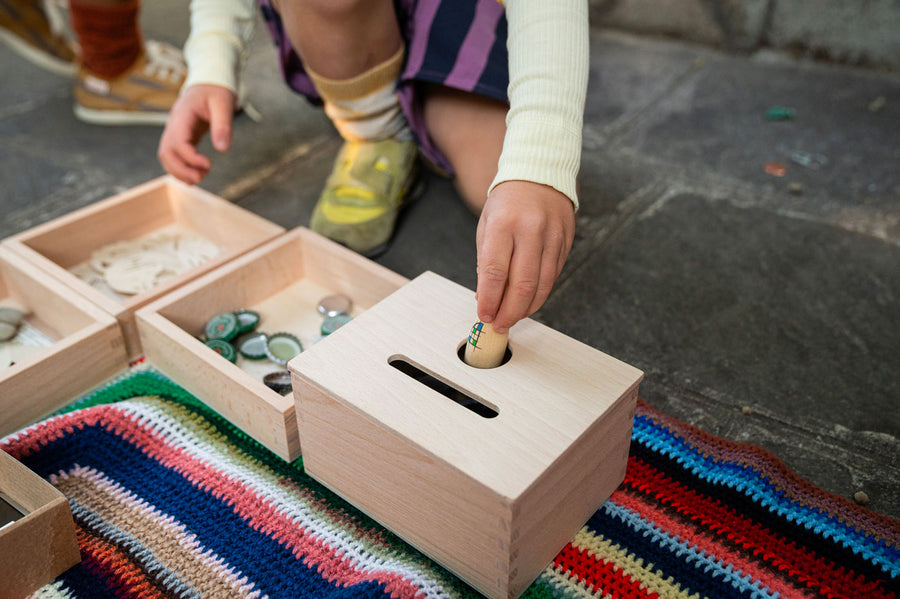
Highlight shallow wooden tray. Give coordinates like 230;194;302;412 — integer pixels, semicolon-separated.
136;227;408;461
2;176;285;359
0;450;81;599
0;246;128;437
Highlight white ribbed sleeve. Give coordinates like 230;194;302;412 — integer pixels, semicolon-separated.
182;0;257;93
490;0;589;210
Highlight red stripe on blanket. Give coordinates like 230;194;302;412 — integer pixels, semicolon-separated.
623;455;892;599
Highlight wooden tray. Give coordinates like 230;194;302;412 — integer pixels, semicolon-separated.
0;450;80;599
2;176;284;358
135;227;408;461
0;246;127;437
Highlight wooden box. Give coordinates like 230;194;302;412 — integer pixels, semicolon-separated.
135;227;408;462
289;272;643;599
1;435;81;598
0;246;127;437
2;176;285;359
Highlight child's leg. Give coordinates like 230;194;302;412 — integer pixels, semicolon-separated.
271;0;418;256
69;0;185;125
422;84;507;215
272;0;401;81
261;0;509;253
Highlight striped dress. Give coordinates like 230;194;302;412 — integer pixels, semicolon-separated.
258;0;509;174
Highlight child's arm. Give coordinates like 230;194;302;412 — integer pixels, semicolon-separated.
158;0;256;184
476;0;589;333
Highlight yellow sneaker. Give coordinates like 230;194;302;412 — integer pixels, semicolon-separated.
310;137;419;256
0;0;76;76
73;40;185;126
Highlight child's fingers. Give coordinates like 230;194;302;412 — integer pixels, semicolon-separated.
160;149;207;184
157;138;185;182
476;181;575;332
525;245;562;320
158;95;214;184
208;92;234;152
173;140;212;171
476;229;513;326
159;136;210;184
491;236;543;333
159;155;200;184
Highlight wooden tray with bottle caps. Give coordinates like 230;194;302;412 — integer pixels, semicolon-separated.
135;227;408;462
2;176;284;359
0;245;127;438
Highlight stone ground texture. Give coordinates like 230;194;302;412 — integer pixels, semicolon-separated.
2;8;898;519
590;0;900;69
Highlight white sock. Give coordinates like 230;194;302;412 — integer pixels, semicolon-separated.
307;45;411;142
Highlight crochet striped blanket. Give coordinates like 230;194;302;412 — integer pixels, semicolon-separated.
3;368;897;599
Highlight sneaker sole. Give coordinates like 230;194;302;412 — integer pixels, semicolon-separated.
74;104;169;126
0;28;75;77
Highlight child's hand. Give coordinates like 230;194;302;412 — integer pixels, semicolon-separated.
158;84;235;184
475;180;575;333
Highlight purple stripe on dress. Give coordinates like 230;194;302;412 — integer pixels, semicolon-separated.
403;0;442;80
442;0;504;91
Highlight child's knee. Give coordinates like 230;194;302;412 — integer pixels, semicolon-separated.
423;87;506;213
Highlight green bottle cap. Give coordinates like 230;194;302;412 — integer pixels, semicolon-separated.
321;314;352;336
204;339;236;363
205;312;239;341
236;332;269;360
233;309;261;334
266;333;302;364
764;105;795;121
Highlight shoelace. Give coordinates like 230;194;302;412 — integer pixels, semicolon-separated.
142;40;186;83
42;0;68;38
137;40;263;121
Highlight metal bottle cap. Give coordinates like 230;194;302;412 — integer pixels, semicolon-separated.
233;309;261;334
0;307;24;326
0;322;17;342
317;294;352;318
204;339;236;363
204;313;239;342
266;333;303;364
321;314;352;336
263;370;293;395
236;332;268;360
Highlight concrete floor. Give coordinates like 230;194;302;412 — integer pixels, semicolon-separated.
2;7;898;519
